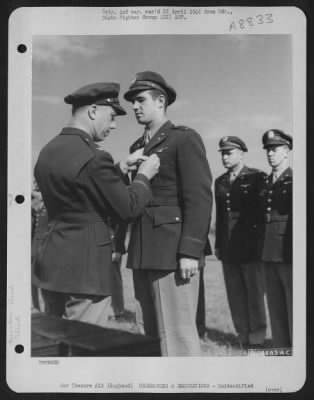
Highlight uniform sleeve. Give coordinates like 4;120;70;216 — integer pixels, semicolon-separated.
78;150;152;222
114;163;130;185
176;131;213;258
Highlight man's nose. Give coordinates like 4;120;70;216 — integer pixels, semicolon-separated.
110;121;116;130
132;101;139;110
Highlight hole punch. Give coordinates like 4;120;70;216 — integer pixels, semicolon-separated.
15;344;24;354
17;44;27;53
15;195;25;204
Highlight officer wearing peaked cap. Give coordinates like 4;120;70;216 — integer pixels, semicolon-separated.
34;82;160;326
125;71;213;356
215;136;267;348
258;129;293;348
64;82;127;115
218;136;248;152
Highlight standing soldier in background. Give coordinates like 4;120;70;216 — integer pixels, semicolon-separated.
124;71;213;356
258;130;293;348
34;82;160;326
215;136;267;349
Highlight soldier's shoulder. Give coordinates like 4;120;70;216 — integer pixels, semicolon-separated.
246;167;267;178
285;167;293;176
172;124;194;132
93;147;114;162
172;124;197;136
171;124;202;143
39;132;95;159
281;168;293;183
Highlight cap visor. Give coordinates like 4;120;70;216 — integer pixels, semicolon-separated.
124;86;154;102
218;145;241;151
112;104;127;116
263;141;287;148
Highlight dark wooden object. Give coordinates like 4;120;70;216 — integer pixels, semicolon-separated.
32;313;160;357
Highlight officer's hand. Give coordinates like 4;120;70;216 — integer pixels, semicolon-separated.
119;149;148;174
179;258;199;280
137;154;160;180
127;149;148;171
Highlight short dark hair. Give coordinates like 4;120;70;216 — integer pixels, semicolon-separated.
72;104;80;115
71;103;90;115
148;89;168;109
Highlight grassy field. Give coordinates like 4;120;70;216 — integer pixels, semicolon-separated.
108;253;272;357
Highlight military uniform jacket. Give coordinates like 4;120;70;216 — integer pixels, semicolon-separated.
258;167;292;263
34;127;152;296
215;166;266;263
127;120;213;270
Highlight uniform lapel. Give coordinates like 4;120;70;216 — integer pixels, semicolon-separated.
144;121;172;155
220;172;231;189
271;167;292;187
130;134;146;153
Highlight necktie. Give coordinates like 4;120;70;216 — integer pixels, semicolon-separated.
229;172;236;183
272;173;278;183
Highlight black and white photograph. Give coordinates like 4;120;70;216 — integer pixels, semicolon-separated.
7;5;306;393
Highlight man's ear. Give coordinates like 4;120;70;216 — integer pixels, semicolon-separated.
87;104;97;120
157;94;166;109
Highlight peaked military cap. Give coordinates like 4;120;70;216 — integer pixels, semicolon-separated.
64;82;127;115
262;129;293;149
124;71;177;105
218;136;248;152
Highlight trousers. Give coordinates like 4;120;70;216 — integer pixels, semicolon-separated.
222;262;267;345
41;289;112;327
264;262;292;348
133;269;201;356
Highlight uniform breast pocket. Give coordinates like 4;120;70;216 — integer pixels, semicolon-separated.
239;184;252;196
153;146;169;155
152;147;174;167
93;223;112;246
281;181;292;196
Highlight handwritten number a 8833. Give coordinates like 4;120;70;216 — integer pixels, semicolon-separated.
229;14;274;31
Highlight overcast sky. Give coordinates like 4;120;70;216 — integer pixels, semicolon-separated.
32;34;292;179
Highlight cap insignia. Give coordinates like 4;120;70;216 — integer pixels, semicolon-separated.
268;131;275;138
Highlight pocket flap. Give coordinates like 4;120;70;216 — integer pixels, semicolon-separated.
94;223;112;246
153;206;182;227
